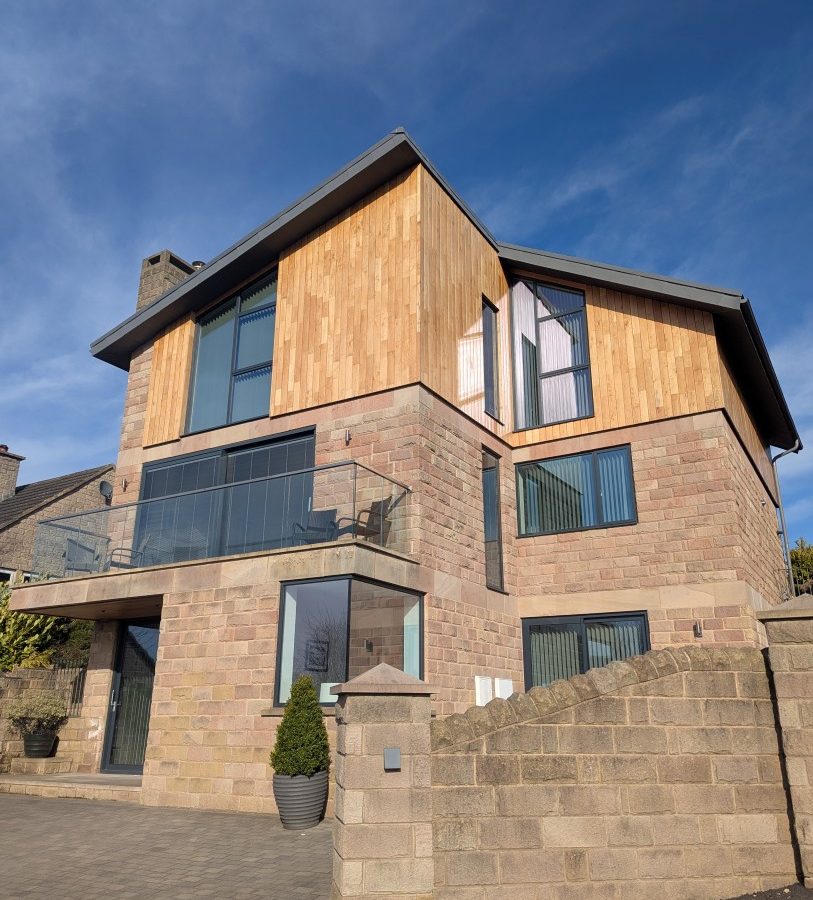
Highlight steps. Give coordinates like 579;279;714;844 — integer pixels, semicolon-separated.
0;773;141;804
9;757;74;776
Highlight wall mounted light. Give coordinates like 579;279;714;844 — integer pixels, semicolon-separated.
693;621;703;638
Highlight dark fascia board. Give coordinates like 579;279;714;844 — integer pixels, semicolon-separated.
91;129;496;370
500;242;800;450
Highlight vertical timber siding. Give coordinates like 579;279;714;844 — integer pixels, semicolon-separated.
271;166;421;415
419;166;510;435
510;286;725;445
143;316;195;447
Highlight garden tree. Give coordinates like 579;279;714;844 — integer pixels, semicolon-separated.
0;582;65;671
270;675;330;777
790;538;813;593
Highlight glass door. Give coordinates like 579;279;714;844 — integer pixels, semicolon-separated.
102;620;160;774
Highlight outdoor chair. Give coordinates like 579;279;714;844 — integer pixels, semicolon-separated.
292;508;339;545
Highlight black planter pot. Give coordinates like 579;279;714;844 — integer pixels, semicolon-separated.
272;770;328;830
23;732;56;758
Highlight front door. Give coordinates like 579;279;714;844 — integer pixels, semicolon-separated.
102;619;160;774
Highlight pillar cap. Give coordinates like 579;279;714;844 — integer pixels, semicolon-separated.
757;593;813;621
335;663;436;696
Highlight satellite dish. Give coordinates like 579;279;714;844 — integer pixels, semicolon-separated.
99;480;114;502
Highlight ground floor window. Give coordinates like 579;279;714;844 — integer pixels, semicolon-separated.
522;611;649;689
275;577;422;705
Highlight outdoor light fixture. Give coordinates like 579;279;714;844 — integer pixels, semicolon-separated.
693;621;703;638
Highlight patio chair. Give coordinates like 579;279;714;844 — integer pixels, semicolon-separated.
292;508;339;545
354;497;392;545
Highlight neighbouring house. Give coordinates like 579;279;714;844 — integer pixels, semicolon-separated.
0;446;114;583
9;129;800;813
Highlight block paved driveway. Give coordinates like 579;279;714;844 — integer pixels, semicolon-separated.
2;794;332;899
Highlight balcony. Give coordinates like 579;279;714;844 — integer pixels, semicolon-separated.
32;461;411;579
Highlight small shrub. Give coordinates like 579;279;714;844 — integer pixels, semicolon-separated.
269;676;330;777
6;692;68;736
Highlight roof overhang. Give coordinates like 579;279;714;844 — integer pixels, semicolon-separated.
91;129;495;370
499;243;800;450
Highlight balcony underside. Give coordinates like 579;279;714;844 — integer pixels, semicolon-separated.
11;540;421;620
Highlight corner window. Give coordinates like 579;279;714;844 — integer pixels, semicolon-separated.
517;445;636;536
481;449;504;591
276;578;422;705
511;279;593;428
187;273;277;433
523;612;650;688
482;297;499;419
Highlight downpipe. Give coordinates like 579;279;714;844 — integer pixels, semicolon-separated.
771;439;802;598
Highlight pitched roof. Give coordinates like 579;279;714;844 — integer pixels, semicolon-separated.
0;465;114;533
89;128;799;450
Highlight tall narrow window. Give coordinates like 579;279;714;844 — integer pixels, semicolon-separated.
187;272;277;432
511;279;593;428
523;612;649;688
482;297;499;418
517;445;636;536
481;449;504;591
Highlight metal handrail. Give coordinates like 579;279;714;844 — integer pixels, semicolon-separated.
37;460;411;526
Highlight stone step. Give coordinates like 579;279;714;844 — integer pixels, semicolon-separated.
0;774;141;805
10;757;74;776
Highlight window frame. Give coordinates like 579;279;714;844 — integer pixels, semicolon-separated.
516;444;637;537
521;610;651;691
481;447;505;592
185;271;278;435
509;278;595;431
274;575;425;706
482;295;500;420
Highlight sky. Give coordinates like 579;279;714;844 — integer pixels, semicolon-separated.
0;0;811;540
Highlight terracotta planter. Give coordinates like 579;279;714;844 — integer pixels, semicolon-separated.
272;770;328;830
23;732;56;758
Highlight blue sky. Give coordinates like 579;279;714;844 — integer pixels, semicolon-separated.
1;1;811;540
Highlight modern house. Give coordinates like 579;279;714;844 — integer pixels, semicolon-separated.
0;446;114;583
10;129;799;813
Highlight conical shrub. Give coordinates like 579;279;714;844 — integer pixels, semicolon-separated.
270;675;330;777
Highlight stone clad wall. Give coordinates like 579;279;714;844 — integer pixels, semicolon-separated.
427;646;798;899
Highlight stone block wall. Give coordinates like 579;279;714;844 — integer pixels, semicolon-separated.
333;645;806;899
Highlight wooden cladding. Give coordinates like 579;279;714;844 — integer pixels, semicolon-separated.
142;315;195;446
419;167;510;433
271;166;421;416
720;351;777;498
510;287;723;447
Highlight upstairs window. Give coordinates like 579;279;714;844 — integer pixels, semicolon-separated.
187;273;277;433
482;297;499;419
511;279;593;429
517;445;636;536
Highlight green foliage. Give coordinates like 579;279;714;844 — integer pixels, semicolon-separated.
54;619;95;666
269;676;330;777
0;583;65;672
791;538;813;593
6;691;68;736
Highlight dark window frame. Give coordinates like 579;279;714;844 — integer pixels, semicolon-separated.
509;278;595;431
481;447;505;592
273;575;425;706
482;296;500;420
186;271;277;435
516;444;637;537
521;610;650;691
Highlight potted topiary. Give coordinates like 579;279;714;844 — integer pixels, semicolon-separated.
270;675;330;829
6;691;68;758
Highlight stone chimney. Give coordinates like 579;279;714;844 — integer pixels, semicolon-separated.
136;250;198;311
0;445;25;502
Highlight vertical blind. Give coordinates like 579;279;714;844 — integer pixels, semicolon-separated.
525;613;649;688
517;445;636;535
512;279;593;428
481;449;503;590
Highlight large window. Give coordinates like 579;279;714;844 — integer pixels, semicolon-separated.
482;297;499;419
187;273;277;433
481;449;504;591
523;612;650;689
517;445;636;536
511;279;593;429
134;433;314;565
276;578;422;705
